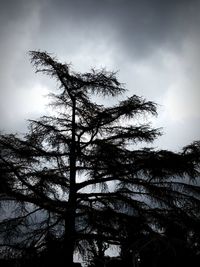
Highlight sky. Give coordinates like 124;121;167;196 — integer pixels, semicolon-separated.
0;0;200;151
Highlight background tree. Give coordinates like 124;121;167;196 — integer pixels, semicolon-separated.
0;51;199;266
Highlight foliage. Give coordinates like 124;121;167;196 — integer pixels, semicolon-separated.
0;51;200;266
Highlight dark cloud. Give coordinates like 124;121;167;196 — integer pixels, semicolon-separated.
35;0;200;58
0;0;199;148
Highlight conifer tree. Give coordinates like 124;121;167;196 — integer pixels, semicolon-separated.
0;51;199;266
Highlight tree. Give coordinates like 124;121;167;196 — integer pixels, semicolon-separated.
0;51;200;266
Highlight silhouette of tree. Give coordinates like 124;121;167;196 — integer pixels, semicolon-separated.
0;51;200;266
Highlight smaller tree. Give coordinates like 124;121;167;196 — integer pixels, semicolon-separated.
0;51;200;266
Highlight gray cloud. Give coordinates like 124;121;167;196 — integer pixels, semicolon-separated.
0;0;199;149
36;0;200;58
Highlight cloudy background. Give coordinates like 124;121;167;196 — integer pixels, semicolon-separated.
0;0;200;151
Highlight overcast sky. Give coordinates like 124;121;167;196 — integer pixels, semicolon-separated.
0;0;199;151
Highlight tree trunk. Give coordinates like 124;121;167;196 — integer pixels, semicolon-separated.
63;213;76;266
63;96;77;266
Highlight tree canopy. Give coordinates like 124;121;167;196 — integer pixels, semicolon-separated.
0;51;200;266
